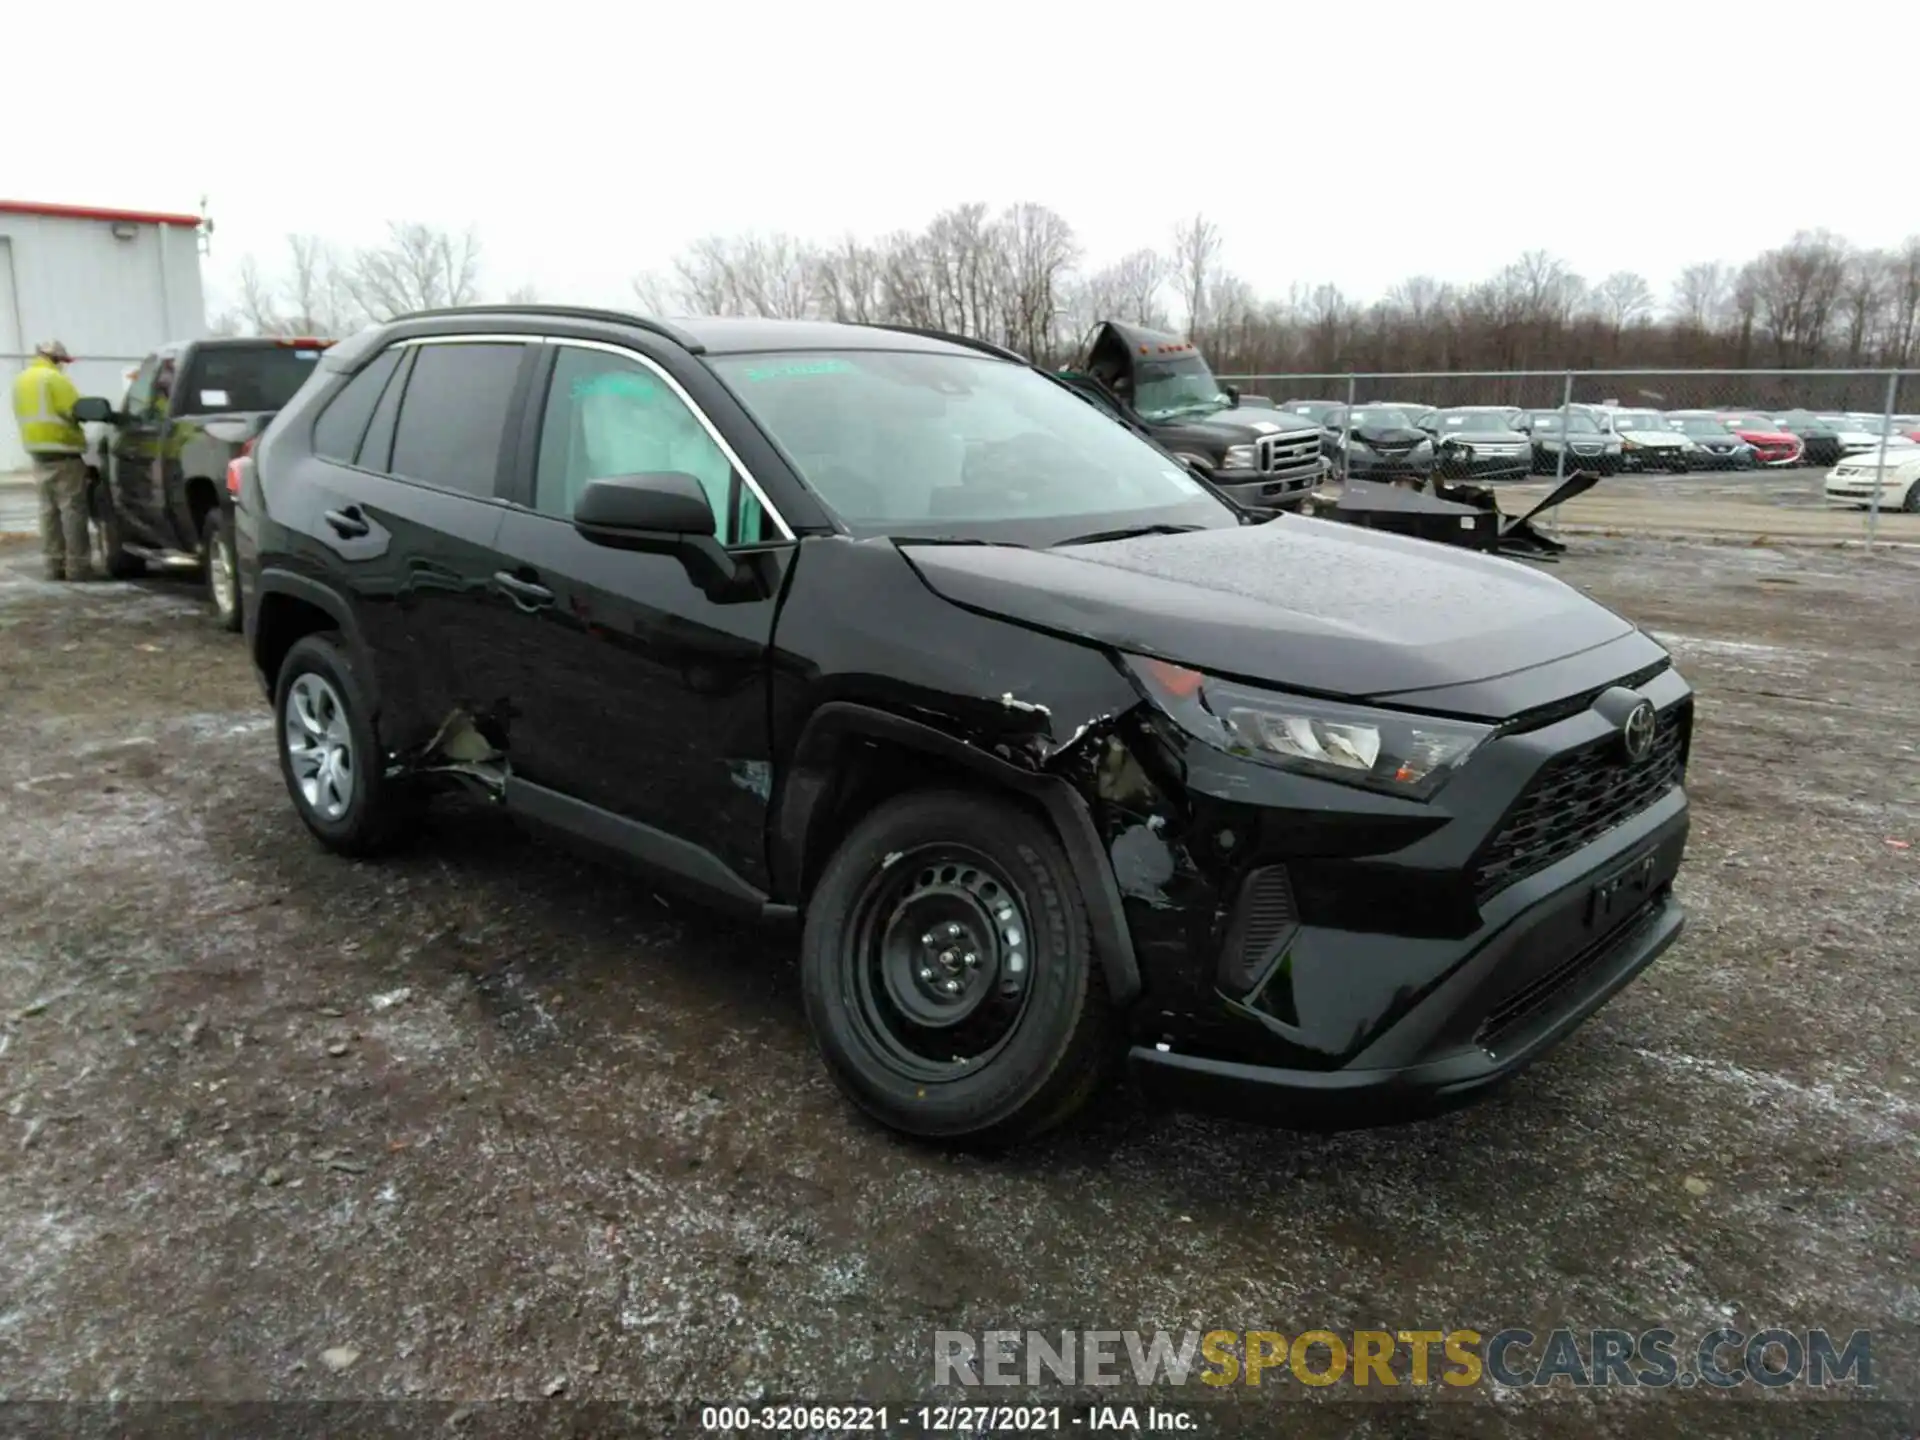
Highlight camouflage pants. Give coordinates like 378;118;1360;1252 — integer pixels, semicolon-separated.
33;455;92;582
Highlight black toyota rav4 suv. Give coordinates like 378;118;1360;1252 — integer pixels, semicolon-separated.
238;306;1692;1145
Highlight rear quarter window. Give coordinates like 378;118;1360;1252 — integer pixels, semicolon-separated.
312;349;404;464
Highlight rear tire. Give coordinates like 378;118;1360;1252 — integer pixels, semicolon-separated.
89;477;145;579
1903;482;1920;514
200;508;242;632
274;633;421;856
801;789;1111;1145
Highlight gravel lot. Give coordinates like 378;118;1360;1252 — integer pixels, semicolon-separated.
0;530;1914;1438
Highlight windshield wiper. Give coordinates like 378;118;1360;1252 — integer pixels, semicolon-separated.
1051;523;1205;548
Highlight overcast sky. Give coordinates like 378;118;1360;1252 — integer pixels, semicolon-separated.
14;0;1916;315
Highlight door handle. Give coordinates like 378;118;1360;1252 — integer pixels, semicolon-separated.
323;507;370;538
492;570;554;610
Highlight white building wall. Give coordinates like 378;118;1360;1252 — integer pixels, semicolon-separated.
1;206;207;470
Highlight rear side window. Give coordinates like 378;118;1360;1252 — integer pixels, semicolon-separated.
312;348;403;463
388;342;526;496
178;344;329;414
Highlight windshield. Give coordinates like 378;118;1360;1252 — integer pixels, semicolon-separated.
1528;412;1602;434
709;349;1233;538
1676;417;1733;437
1348;407;1417;429
1614;411;1666;430
1131;355;1231;420
1722;414;1775;430
181;343;329;413
1286;400;1343;425
1434;410;1513;431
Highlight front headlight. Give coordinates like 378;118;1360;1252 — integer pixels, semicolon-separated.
1122;655;1494;800
1222;443;1258;469
1621;438;1641;451
1412;439;1433;456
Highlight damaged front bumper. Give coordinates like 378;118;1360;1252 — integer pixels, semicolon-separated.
1127;811;1686;1126
1054;660;1693;1128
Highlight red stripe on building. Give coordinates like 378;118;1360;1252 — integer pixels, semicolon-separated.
0;199;202;229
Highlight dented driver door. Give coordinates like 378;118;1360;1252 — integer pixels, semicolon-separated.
484;340;789;893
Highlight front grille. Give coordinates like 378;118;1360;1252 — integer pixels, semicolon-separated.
1257;432;1323;479
1471;700;1691;901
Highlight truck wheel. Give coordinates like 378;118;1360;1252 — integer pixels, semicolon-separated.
89;478;145;579
200;509;242;632
801;789;1112;1145
274;633;421;856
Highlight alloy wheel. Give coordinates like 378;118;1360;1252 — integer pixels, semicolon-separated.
285;673;355;821
210;527;238;618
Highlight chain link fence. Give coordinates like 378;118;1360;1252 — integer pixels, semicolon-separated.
1213;368;1918;547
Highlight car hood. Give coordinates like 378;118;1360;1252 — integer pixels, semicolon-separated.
1834;452;1920;473
1149;405;1320;446
1730;427;1799;444
897;520;1637;711
1433;428;1528;445
1349;425;1430;448
1618;427;1688;445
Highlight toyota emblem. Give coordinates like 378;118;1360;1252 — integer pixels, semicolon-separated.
1621;700;1657;763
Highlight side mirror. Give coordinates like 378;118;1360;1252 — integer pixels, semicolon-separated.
72;396;117;424
573;471;762;601
574;471;715;541
1221;383;1240;405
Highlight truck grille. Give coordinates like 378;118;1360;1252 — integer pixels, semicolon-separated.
1258;432;1324;479
1471;700;1691;902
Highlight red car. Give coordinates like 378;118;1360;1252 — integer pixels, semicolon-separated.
1718;413;1805;467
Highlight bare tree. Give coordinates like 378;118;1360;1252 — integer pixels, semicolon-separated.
813;236;891;324
1593;271;1656;334
344;222;482;321
1670;261;1731;330
1170;214;1223;335
236;254;282;335
999;203;1081;360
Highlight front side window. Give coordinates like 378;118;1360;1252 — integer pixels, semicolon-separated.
124;355;160;417
534;347;768;544
388;342;526;496
710;349;1229;538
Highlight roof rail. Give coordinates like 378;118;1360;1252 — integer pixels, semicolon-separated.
858;323;1028;364
393;304;706;353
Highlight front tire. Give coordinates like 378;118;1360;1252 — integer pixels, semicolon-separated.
200;508;242;632
89;476;145;579
274;633;420;856
801;790;1111;1145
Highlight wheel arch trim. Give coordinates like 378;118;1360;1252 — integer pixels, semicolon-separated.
251;568;379;713
775;701;1142;1006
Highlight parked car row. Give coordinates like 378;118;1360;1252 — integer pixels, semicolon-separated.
40;305;1700;1146
1274;396;1920;483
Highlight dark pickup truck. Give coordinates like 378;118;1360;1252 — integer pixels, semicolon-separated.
1057;321;1328;509
75;336;332;628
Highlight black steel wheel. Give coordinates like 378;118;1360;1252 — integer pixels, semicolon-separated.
848;844;1036;1080
801;790;1110;1144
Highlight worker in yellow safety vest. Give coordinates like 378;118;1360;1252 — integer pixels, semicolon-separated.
10;340;92;582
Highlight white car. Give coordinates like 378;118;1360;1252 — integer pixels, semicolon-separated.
1824;452;1920;512
1602;408;1697;472
1812;414;1920;457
